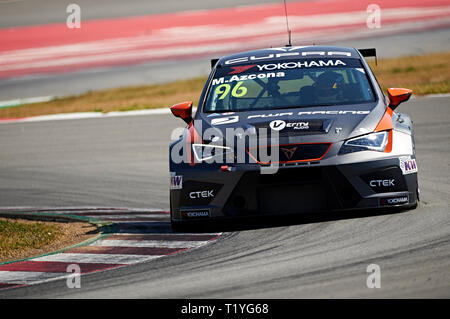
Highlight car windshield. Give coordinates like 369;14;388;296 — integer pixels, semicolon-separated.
203;58;376;113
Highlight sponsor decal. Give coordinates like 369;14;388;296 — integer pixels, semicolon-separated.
182;181;223;205
399;156;418;175
181;209;210;219
248;110;369;119
211;116;239;125
296;110;370;116
170;175;183;190
224;50;352;65
256;59;346;71
269;120;286;131
380;195;409;206
286;121;309;130
228;65;256;74
370;179;395;187
362;167;407;193
269;120;310;131
248;112;293;119
255;119;328;136
189;190;215;199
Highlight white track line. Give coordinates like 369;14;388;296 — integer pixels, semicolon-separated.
0;271;68;285
111;232;222;236
92;239;210;249
0;108;173;124
33;253;163;264
0;96;53;108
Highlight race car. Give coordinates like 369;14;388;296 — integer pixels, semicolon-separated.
168;45;418;229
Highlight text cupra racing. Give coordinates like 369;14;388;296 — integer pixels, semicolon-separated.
168;46;418;228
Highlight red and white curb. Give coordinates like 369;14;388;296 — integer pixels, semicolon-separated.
0;208;221;291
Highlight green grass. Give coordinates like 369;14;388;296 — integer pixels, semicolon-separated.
0;219;63;256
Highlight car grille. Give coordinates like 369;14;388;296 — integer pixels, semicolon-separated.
246;143;332;164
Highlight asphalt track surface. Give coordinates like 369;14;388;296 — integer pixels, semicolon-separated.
0;95;449;298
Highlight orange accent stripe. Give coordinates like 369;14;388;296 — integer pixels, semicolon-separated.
374;107;393;132
373;108;393;153
384;129;393;153
187;123;202;166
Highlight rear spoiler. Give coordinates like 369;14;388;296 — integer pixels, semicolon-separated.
211;58;219;69
358;48;377;65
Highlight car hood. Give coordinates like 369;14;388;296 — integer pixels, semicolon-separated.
196;101;386;145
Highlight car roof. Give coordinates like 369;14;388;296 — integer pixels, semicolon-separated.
217;45;362;67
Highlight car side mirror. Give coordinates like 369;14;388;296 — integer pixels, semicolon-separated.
387;88;412;110
170;101;193;124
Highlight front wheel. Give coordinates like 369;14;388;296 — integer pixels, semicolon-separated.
170;219;191;232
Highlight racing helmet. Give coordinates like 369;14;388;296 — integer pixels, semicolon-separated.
314;71;345;103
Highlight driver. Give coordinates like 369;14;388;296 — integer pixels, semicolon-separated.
313;71;345;104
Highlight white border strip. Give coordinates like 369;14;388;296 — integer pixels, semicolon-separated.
0;96;53;109
0;107;175;124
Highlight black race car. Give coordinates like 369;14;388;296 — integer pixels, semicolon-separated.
168;46;418;229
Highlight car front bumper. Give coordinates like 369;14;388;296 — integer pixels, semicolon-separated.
170;156;418;223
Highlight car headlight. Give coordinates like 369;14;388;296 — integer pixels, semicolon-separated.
339;131;389;154
192;143;234;163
